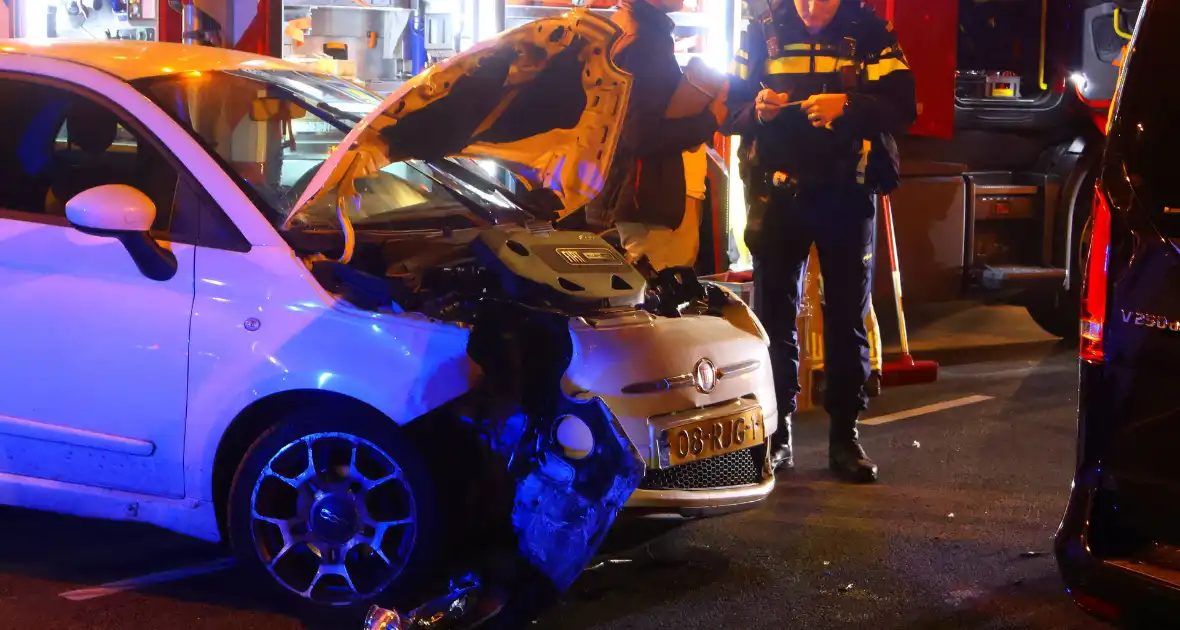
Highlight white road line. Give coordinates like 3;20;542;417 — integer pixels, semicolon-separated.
58;558;235;602
860;395;995;426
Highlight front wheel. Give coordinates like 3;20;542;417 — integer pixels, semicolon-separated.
226;407;440;612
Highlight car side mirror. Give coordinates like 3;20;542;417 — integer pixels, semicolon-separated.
65;184;178;282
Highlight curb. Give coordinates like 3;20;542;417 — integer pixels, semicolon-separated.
882;338;1068;368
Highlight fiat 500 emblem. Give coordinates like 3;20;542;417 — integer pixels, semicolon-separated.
694;358;717;393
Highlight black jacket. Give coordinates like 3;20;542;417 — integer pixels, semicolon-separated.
725;1;917;189
593;0;719;229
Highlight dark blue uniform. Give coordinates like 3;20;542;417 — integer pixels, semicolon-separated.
726;0;916;480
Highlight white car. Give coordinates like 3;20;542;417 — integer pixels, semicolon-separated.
0;12;776;612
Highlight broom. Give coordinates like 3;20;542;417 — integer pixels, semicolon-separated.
879;194;939;386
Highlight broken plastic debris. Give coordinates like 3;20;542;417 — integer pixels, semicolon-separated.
839;583;855;593
1020;551;1048;559
823;561;831;566
364;574;483;629
946;512;955;519
912;440;921;448
585;557;632;571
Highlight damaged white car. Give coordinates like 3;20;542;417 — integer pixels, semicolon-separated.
0;10;776;620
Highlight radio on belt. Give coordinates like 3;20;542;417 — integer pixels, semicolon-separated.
472;228;648;311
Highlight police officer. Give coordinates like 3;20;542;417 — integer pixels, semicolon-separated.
726;0;916;483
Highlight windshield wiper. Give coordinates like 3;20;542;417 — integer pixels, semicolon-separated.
314;101;363;124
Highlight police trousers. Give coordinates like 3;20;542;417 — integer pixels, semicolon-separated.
751;183;874;425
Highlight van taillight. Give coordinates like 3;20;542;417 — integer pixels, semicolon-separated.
1080;183;1113;363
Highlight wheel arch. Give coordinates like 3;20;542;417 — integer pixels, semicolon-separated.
1047;135;1105;288
210;389;395;540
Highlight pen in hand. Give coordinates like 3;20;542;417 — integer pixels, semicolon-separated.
759;83;804;107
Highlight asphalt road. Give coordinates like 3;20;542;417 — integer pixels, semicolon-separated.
0;344;1110;630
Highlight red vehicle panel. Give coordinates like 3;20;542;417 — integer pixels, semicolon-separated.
865;0;956;139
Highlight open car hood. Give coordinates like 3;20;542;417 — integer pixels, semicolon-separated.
285;8;631;228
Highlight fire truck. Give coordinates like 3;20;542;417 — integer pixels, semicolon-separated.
866;0;1142;340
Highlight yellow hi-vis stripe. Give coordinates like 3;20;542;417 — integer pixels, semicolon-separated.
766;54;855;75
866;56;909;81
815;57;857;73
732;60;750;79
765;56;811;75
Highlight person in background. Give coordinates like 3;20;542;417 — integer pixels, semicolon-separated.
725;0;916;483
588;0;727;270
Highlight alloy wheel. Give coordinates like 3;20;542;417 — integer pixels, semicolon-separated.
249;432;418;605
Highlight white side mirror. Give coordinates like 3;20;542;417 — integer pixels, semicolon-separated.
64;185;177;282
65;184;156;233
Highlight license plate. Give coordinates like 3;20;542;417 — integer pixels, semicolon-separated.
658;407;765;468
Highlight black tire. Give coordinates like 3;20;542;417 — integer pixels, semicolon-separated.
1026;169;1097;341
226;405;441;614
1026;295;1079;340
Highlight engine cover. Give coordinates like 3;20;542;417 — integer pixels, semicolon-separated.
472;228;647;311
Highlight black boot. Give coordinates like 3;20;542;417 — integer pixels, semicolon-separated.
770;414;794;472
828;417;878;483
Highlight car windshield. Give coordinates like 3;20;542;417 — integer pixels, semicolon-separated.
131;69;533;230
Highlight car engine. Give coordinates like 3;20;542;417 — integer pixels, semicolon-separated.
304;223;739;325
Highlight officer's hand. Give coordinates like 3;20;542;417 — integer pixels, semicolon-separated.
803;93;849;128
756;88;791;122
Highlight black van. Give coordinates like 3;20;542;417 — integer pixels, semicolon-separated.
1055;0;1180;626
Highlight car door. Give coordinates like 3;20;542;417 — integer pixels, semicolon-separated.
0;74;195;498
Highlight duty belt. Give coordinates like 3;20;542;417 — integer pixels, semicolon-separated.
766;171;799;197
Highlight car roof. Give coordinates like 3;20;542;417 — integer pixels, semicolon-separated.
0;39;310;81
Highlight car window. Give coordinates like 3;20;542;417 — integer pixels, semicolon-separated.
1110;0;1180;212
133;71;368;227
0;76;187;240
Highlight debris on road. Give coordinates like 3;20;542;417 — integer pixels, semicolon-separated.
1019;551;1049;559
912;440;921;448
585;558;634;571
839;583;855;593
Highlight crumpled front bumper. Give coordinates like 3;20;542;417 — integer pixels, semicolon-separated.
561;308;780;516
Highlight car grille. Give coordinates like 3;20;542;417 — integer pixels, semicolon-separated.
640;445;765;491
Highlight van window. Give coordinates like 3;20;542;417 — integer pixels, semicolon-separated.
1110;0;1180;216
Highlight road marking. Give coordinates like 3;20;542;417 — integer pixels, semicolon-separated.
59;558;235;601
860;395;994;426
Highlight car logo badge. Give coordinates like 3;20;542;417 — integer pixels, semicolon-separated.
694;358;717;394
319;507;345;526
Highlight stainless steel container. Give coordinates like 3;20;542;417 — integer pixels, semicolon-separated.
303;6;415;83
